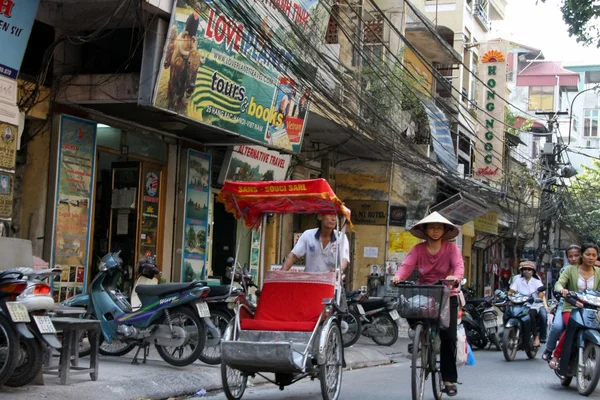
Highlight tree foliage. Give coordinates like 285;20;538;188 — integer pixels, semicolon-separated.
542;0;600;48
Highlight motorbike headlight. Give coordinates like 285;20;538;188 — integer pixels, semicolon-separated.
98;261;107;271
578;294;600;307
509;295;528;304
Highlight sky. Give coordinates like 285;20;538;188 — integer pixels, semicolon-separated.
491;0;600;66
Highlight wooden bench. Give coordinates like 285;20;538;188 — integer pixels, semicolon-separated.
44;317;101;385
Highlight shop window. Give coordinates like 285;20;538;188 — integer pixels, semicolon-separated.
528;86;554;111
583;109;599;137
127;132;167;161
325;5;339;44
96;125;122;150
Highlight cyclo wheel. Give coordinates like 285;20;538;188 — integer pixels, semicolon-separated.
411;323;428;400
319;323;343;400
221;321;248;400
341;310;362;348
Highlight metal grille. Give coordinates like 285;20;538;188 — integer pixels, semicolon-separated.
396;284;448;320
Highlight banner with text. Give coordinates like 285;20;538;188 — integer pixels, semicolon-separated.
0;0;41;80
153;0;329;153
475;42;507;182
218;145;291;183
51;115;97;301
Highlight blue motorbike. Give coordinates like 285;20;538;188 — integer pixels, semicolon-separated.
501;287;545;361
63;252;215;367
555;290;600;396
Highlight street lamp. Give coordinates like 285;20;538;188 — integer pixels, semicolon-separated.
568;85;600;145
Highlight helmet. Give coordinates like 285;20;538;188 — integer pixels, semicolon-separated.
137;256;160;279
519;261;536;271
99;251;123;270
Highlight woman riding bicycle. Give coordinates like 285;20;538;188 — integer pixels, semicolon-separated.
392;212;463;397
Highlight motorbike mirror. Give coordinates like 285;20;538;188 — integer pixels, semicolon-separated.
537;286;547;293
494;289;503;295
460;278;467;286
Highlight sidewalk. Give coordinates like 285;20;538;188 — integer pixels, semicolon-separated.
1;336;409;400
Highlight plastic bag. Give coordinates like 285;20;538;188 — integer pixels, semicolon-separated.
456;324;468;368
438;287;451;329
466;343;476;366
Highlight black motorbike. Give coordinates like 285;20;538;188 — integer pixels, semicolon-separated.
500;287;545;361
462;294;501;351
342;290;399;347
554;290;600;396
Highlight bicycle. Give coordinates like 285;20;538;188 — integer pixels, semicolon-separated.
395;280;455;400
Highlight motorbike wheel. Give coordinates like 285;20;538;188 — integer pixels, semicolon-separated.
370;313;399;347
577;342;600;396
0;312;19;386
502;327;518;362
488;329;501;351
198;309;232;365
341;310;362;348
5;337;44;387
99;339;137;357
156;306;206;367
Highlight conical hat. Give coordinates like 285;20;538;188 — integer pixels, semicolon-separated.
409;211;459;241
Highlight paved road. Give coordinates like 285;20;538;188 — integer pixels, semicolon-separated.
202;348;600;399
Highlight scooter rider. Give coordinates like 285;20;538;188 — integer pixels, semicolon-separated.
508;261;548;348
542;244;581;361
391;212;463;397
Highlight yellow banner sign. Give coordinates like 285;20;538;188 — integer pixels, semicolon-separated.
474;212;498;235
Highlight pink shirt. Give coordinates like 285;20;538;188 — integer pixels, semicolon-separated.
395;242;464;295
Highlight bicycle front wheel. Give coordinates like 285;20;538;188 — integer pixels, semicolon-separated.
431;337;444;400
411;323;428;400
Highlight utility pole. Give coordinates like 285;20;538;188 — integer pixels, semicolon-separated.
534;111;568;291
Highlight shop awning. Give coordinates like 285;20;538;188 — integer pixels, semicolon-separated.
422;98;457;172
430;192;488;225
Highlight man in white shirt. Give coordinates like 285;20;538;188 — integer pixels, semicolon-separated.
509;261;548;346
283;213;350;272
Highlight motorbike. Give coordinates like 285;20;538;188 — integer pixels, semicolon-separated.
462;293;501;350
500;286;546;361
553;290;600;396
62;251;213;367
342;290;399;347
2;267;62;387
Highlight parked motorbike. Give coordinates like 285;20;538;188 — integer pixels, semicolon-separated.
62;251;212;367
3;267;62;387
500;286;546;361
553;290;600;396
342;290;399;347
462;293;501;351
0;270;28;386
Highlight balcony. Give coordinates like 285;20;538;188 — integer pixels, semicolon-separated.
489;0;507;21
474;2;491;32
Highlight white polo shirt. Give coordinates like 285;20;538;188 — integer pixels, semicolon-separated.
510;276;543;296
291;228;350;272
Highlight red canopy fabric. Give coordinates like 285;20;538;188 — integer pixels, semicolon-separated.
217;179;352;229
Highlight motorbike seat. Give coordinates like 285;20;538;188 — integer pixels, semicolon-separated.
346;290;362;298
466;298;487;307
359;297;388;310
206;285;233;298
135;281;202;296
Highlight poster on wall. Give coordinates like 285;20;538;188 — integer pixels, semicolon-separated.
182;150;211;282
152;0;329;153
218;145;291;184
249;226;261;280
0;172;14;218
51;115;97;301
0;122;17;170
140;166;162;261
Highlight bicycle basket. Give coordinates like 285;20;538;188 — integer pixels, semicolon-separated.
396;284;448;320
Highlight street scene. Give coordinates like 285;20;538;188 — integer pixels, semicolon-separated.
2;0;600;399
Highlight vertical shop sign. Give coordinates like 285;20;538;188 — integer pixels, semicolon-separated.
0;0;41;80
182;150;211;282
140;167;161;260
0;122;17;169
51;115;97;301
249;226;261;279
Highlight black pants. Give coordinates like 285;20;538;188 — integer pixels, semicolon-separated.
529;308;539;337
440;296;458;383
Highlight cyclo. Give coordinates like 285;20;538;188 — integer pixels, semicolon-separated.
216;179;351;400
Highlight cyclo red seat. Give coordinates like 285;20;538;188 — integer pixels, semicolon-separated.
240;270;335;332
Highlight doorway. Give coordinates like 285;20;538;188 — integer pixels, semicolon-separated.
210;194;237;281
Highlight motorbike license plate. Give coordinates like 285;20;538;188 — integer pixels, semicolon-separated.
356;304;366;315
196;301;211;318
389;310;400;320
6;302;30;323
484;319;498;329
33;315;57;334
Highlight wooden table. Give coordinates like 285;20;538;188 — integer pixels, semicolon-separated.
44;317;101;385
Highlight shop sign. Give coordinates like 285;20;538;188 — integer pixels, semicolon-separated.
51;115;97;300
218;145;291;184
0;122;17;169
389;205;407;227
140;168;161;261
0;0;41;80
474;212;498;235
0;172;13;218
152;0;329;153
430;192;488;225
462;221;475;237
344;200;388;225
182;150;211;282
474;42;507;181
